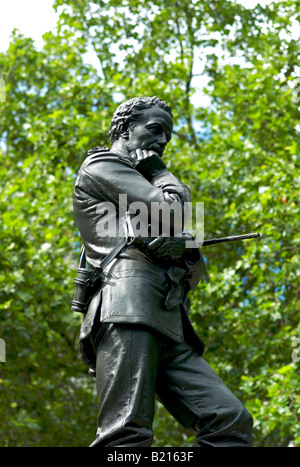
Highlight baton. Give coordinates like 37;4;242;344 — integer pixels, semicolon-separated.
200;232;261;247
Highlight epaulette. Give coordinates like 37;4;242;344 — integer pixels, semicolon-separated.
87;146;110;156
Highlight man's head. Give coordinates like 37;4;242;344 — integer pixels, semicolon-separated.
109;96;173;157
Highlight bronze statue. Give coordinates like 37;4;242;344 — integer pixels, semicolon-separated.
72;96;253;447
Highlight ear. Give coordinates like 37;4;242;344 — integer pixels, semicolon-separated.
118;123;129;139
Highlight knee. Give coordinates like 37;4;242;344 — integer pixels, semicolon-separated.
224;400;254;446
241;405;253;428
235;400;253;426
194;400;254;447
237;404;254;441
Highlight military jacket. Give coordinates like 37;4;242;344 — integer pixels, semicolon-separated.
73;149;205;368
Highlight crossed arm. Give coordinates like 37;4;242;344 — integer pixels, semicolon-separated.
78;149;203;287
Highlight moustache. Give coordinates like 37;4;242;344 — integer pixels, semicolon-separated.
148;144;165;157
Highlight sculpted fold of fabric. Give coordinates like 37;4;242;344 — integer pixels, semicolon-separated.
74;149;206;370
72;97;253;447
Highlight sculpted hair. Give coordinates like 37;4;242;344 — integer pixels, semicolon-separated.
109;96;173;143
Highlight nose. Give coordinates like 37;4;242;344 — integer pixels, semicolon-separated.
157;132;167;146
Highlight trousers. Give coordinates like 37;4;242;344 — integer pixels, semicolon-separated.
90;323;253;447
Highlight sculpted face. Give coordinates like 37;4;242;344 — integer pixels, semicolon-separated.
126;106;173;157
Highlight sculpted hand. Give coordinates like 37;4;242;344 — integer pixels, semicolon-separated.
129;149;167;180
129;148;158;166
146;235;204;286
147;236;191;263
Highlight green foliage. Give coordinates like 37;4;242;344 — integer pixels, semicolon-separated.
0;0;299;447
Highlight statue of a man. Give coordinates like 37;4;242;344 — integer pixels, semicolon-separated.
73;96;253;447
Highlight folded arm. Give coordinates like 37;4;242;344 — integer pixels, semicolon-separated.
77;151;190;234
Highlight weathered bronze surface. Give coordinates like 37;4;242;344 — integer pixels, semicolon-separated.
73;96;253;447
